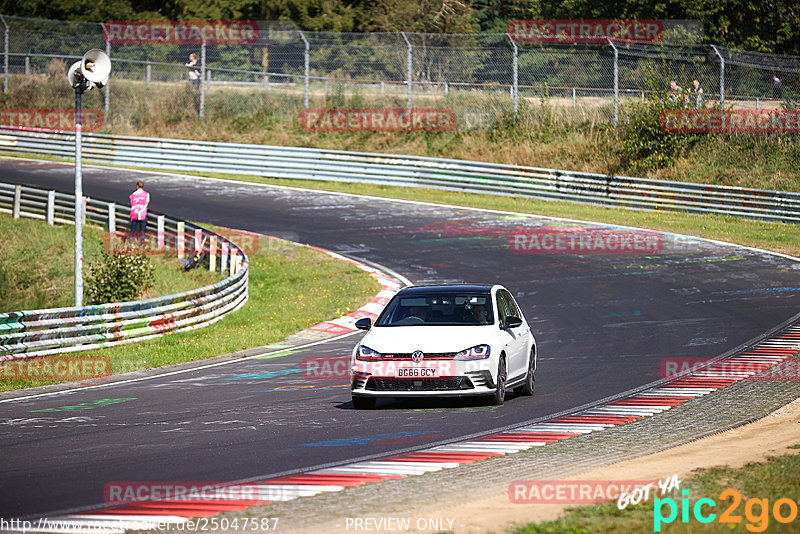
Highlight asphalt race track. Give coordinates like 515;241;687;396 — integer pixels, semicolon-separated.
2;159;800;519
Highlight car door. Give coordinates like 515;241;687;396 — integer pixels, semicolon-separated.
499;289;529;379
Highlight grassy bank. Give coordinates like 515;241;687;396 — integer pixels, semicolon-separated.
0;217;380;392
512;446;800;533
4;70;799;192
0;213;218;311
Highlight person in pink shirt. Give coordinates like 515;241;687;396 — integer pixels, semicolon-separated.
129;181;150;245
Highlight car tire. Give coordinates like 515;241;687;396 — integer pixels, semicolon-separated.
352;396;376;410
514;347;536;397
490;356;507;406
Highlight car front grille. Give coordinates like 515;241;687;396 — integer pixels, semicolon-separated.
365;377;474;391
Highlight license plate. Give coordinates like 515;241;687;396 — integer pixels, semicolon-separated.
396;367;437;377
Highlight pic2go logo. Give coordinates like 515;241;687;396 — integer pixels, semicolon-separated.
654;489;799;532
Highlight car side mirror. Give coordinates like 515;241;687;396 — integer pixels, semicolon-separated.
355;318;372;331
503;316;522;329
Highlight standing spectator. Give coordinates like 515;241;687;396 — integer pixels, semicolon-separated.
690;79;705;108
773;73;783;99
129;181;150;246
185;53;201;88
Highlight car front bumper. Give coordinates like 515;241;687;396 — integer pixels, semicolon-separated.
350;359;498;398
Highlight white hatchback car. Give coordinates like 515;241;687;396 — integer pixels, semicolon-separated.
350;284;536;409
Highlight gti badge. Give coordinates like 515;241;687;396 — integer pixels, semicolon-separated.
412;350;424;363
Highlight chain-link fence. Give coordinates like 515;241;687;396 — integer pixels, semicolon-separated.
1;14;799;131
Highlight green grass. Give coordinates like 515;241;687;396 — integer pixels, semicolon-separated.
0;213;218;311
0;217;380;392
511;447;800;533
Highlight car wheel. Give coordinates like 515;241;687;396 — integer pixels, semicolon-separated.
490;356;507;406
352;396;376;410
514;347;536;397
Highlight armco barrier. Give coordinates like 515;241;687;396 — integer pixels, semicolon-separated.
1;128;799;223
0;181;248;360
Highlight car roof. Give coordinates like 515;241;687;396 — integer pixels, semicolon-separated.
397;284;496;295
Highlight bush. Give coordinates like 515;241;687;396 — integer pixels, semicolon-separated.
618;99;703;174
85;250;155;304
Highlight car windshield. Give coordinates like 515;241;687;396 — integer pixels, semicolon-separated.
375;292;494;326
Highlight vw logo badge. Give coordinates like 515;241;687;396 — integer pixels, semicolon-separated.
411;350;424;363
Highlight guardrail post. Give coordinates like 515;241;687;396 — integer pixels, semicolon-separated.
146;63;151;87
209;236;217;272
401;32;412;110
157;215;165;249
298;30;310;108
24;56;29;75
230;250;238;276
177;221;185;258
12;184;20;218
46;190;55;225
108;202;116;233
194;228;202;251
607;38;619;127
573;88;577;107
711;45;725;109
221;241;229;272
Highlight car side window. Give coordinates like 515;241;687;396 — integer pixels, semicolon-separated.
500;290;520;318
495;292;509;324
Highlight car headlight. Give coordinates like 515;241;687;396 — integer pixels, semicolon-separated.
454;344;491;360
356;345;382;361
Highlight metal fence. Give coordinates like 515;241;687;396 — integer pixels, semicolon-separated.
0;180;249;360
2;127;799;223
1;15;799;126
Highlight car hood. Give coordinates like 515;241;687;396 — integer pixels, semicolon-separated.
361;325;496;354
